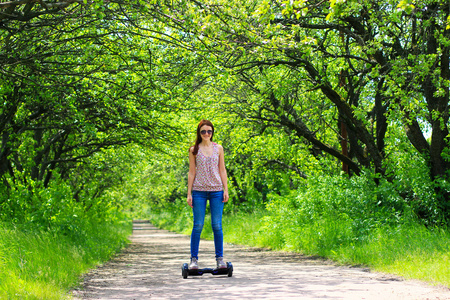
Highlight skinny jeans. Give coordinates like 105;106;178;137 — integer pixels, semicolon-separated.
190;190;224;259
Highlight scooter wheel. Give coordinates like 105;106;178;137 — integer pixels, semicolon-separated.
227;262;233;277
182;263;189;279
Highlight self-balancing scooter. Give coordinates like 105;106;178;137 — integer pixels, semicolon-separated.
181;262;233;279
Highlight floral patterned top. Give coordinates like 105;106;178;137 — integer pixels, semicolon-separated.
192;143;223;191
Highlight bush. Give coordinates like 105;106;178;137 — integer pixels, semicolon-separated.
0;174;132;298
261;172;430;255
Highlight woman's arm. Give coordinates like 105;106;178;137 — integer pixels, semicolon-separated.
187;147;196;208
218;145;229;203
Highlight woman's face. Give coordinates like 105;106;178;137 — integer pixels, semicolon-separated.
199;125;213;141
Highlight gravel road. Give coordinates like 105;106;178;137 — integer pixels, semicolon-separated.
72;220;450;299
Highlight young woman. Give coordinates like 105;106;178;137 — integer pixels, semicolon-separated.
187;120;229;270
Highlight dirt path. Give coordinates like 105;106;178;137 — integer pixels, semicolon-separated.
72;220;450;299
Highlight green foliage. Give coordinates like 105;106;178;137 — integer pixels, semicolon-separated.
0;220;131;299
1;0;450;293
263;174;400;252
143;0;450;217
0;170;125;232
146;198;193;235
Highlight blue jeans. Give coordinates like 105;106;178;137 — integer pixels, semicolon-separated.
190;190;224;259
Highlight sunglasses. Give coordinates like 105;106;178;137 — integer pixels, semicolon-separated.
200;130;213;135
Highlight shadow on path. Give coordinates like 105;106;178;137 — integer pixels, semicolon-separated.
72;220;450;299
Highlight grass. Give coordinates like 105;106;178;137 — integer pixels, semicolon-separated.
0;220;132;299
148;207;450;288
349;225;450;285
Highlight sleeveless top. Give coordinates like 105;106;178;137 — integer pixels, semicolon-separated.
192;143;223;191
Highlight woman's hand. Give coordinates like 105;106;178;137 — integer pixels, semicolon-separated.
223;191;229;203
187;194;193;208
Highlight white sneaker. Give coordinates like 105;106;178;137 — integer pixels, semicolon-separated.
189;257;198;270
216;257;227;269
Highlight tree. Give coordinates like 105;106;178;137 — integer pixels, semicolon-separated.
0;0;191;192
138;0;449;218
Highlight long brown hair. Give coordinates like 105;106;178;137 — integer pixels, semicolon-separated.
191;119;214;155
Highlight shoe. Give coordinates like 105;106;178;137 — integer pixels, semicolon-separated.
216;257;227;269
189;257;198;270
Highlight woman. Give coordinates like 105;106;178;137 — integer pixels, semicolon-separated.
187;119;229;270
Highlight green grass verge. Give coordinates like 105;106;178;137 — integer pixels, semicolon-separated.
346;225;450;285
148;207;449;287
0;220;132;299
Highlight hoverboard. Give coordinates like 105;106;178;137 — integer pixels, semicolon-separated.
181;262;233;278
